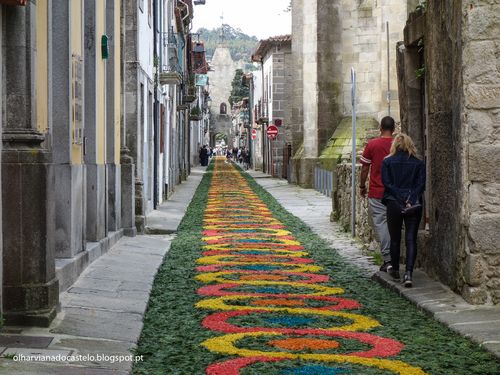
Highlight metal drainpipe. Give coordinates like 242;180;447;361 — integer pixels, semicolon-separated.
260;58;266;173
153;0;159;209
178;0;190;23
248;76;254;168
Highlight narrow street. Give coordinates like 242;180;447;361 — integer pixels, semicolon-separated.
1;2;500;373
130;158;500;375
1;159;499;374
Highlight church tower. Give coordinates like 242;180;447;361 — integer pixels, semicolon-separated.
207;15;238;145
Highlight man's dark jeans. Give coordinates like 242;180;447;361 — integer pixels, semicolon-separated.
386;200;422;272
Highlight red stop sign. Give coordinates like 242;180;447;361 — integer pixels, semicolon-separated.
266;125;278;139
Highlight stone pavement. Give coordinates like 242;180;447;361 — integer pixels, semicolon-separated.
247;169;500;359
145;166;205;234
0;167;206;374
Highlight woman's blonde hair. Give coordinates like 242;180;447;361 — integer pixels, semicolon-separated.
388;133;419;158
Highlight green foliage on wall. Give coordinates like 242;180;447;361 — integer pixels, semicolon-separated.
229;69;250;107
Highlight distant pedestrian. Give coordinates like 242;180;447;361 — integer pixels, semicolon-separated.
237;148;242;164
243;149;250;170
382;133;425;287
225;149;232;163
200;145;209;166
199;146;204;166
360;116;395;273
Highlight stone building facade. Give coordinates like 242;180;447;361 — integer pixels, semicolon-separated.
1;0;123;325
252;35;292;178
0;0;204;326
397;1;500;304
123;0;157;232
207;45;238;146
124;0;198;233
289;0;411;188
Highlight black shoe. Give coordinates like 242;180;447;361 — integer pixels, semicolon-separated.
379;261;393;273
403;271;413;287
388;268;400;281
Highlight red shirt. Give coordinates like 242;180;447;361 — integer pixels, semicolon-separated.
360;137;393;199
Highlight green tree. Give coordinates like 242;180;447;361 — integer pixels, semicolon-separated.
228;69;249;107
196;26;258;62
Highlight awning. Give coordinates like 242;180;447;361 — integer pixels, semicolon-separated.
0;0;27;5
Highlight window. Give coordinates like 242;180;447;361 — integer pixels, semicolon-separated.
220;103;227;115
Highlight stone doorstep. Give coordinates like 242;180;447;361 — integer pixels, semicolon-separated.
0;348;73;358
0;335;54;349
0;328;22;334
55;230;124;293
144;226;177;235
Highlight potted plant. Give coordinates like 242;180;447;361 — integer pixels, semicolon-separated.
189;106;202;121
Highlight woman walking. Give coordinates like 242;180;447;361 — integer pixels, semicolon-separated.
381;134;425;287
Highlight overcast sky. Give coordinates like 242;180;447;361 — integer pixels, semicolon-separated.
192;0;291;40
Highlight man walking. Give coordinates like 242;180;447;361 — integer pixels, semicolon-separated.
360;116;395;272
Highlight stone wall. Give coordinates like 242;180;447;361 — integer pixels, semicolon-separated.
337;0;406;120
334;163;375;247
290;0;303;150
270;45;292;178
396;2;466;294
396;1;500;304
208;46;235;110
462;0;500;304
289;0;304;184
423;0;467;295
291;0;409;187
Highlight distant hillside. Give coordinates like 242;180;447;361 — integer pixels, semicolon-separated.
195;25;259;69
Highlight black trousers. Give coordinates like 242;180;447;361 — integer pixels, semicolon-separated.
386;200;422;272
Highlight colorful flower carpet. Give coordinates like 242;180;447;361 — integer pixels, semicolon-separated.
132;158;500;375
197;159;425;374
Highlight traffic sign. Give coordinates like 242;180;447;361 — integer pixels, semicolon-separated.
251;129;257;140
266;125;278;139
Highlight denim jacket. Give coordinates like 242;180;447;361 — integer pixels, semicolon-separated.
381;151;426;205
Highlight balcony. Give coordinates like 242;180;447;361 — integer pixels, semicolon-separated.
182;74;197;103
159;70;182;85
159;29;182;85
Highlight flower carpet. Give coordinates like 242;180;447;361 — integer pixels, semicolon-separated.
197;160;425;375
132;158;500;375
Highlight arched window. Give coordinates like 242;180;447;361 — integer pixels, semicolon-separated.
220;103;227;115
